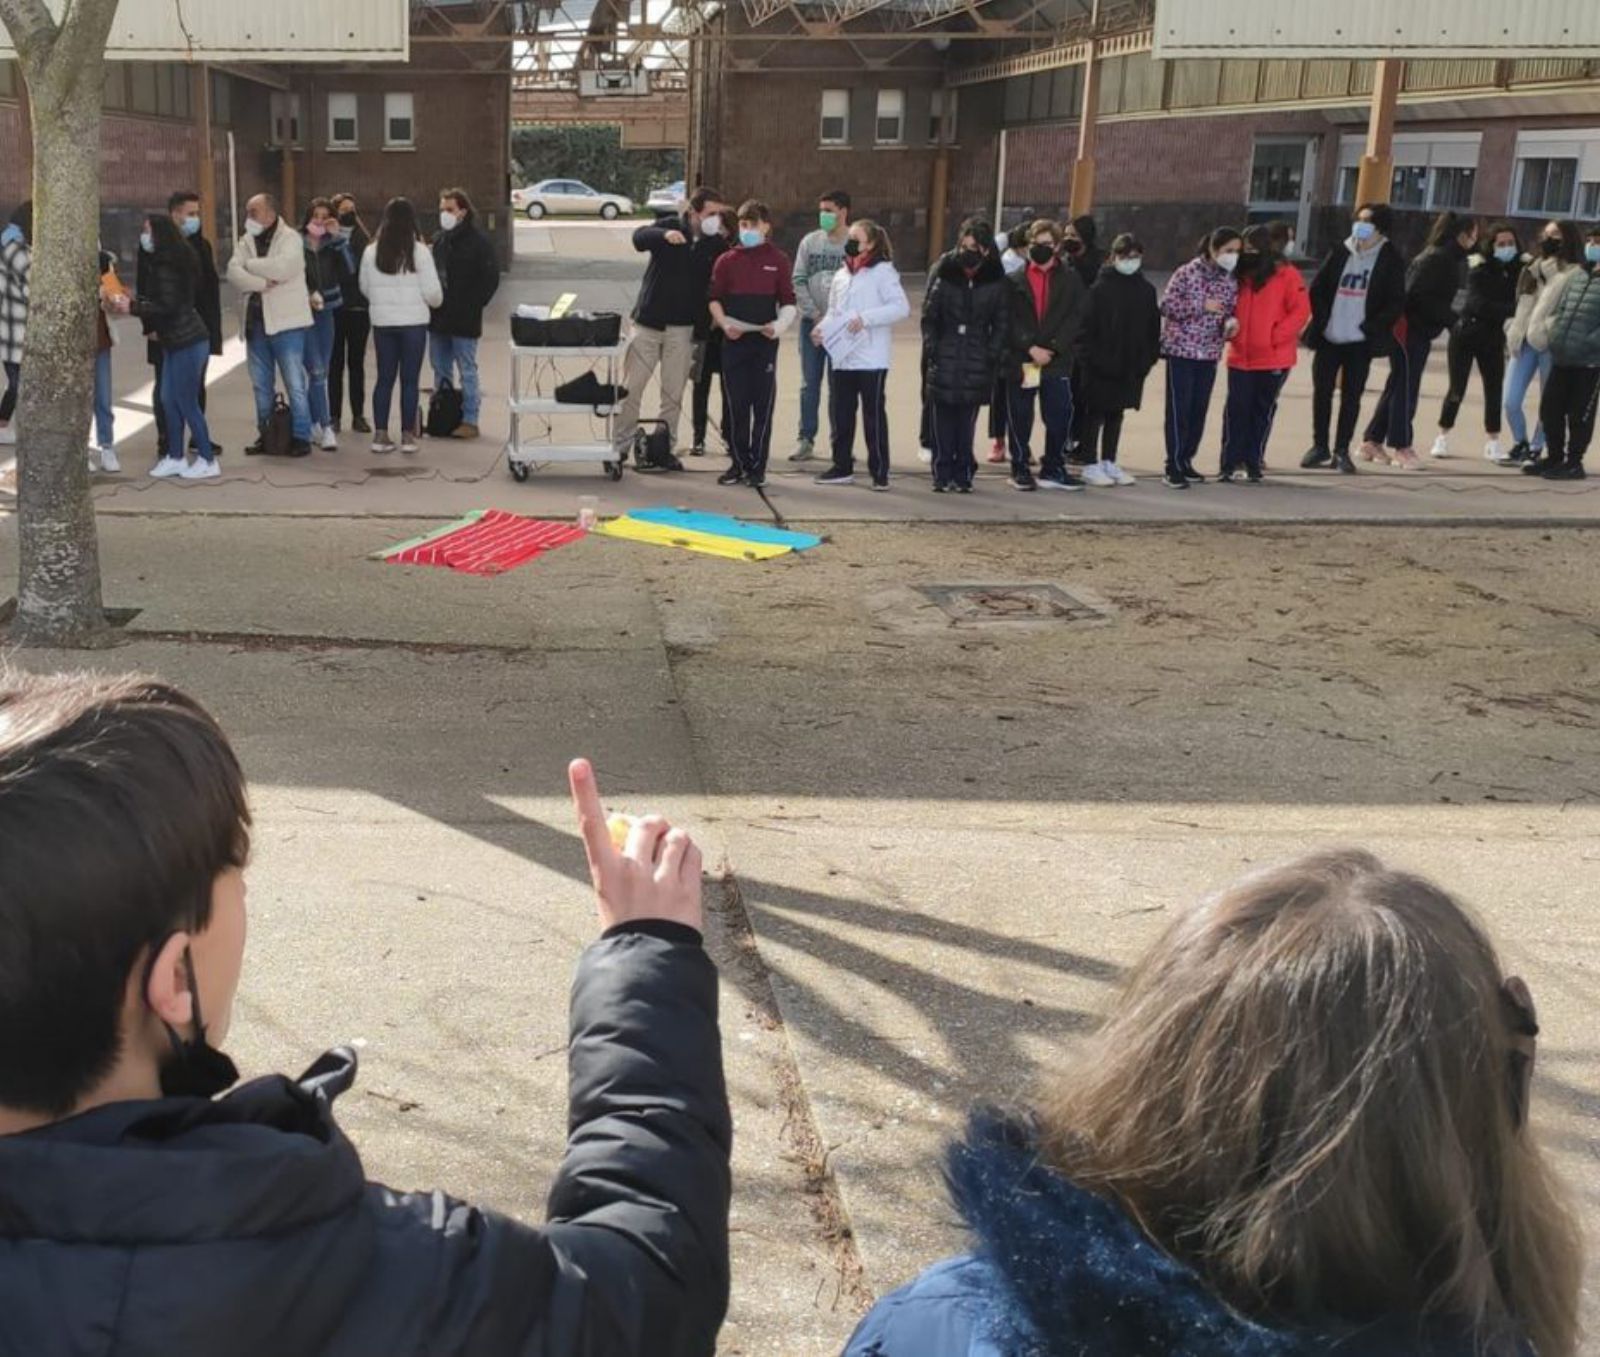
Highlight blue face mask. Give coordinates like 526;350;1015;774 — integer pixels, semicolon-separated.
1352;220;1376;243
1587;243;1600;264
180;215;201;237
139;232;154;253
1494;245;1518;264
739;228;762;249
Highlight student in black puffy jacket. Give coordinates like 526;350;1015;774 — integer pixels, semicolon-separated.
1430;222;1522;461
1076;233;1161;486
135;213;218;479
921;216;1011;493
0;672;733;1357
1532;228;1600;480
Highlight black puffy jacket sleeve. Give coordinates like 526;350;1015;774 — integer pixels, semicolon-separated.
369;928;731;1357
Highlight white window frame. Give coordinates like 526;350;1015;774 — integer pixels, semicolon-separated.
327;91;359;150
927;88;958;144
1335;132;1481;211
819;88;849;146
269;91;302;149
875;88;905;146
384;92;415;150
1507;129;1600;218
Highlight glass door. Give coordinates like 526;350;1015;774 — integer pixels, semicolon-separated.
1248;137;1316;245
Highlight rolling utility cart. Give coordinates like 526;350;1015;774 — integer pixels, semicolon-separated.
505;338;631;482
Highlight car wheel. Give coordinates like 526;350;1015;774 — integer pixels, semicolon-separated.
526;202;546;220
599;202;620;221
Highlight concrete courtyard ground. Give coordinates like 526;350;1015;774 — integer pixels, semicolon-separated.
1;221;1596;1349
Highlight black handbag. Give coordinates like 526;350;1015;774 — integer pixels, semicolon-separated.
554;371;627;410
511;311;623;348
425;381;464;437
631;420;682;473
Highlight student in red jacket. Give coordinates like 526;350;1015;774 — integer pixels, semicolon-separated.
1221;222;1310;483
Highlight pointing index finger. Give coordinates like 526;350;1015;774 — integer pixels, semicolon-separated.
568;759;613;871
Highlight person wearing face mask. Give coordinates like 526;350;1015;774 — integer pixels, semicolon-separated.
986;223;1032;465
300;198;347;451
812;220;909;490
1158;227;1242;489
141;191;224;462
1076;234;1160;487
1000;219;1089;491
1501;220;1583;468
134;213;219;479
788;189;851;463
228;193;315;457
1529;225;1600;481
0;672;735;1357
921;218;1012;493
615;185;730;467
1430;222;1522;462
329;194;373;435
1061;215;1104;459
1302;203;1406;475
428;188;500;442
1360;210;1479;470
708;200;798;488
1221;221;1310;484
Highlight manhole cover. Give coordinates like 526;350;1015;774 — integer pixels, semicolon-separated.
916;583;1109;625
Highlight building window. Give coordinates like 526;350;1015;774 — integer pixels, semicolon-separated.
875;89;904;145
819;88;849;145
1337;132;1482;212
270;91;302;148
1335;165;1359;205
0;60;15;99
211;70;232;126
1581;181;1600;219
384;92;415;149
928;89;943;143
1390;164;1428;209
102;63;127;111
328;92;359;149
1430;166;1477;210
1515;157;1579;215
129;62;159;116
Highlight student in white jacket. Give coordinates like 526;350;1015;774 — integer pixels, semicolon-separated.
227;194;315;454
811;220;910;490
359;198;444;454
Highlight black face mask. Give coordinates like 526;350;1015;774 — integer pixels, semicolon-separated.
338;212;357;228
1539;236;1561;257
1063;238;1084;256
154;945;240;1099
957;248;983;271
843;238;862;258
1029;243;1056;265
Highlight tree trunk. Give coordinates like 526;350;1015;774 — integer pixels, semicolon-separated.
1;0;120;647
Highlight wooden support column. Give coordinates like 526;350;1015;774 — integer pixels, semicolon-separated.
1070;42;1100;218
191;65;218;243
928;143;949;269
1354;58;1403;207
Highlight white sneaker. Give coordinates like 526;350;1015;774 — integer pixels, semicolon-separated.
400;436;419;454
180;457;221;481
1429;434;1451;458
0;425;15;446
320;426;339;451
1484;438;1506;462
99;446;120;474
1080;461;1115;487
1106;461;1136;486
150;457;187;478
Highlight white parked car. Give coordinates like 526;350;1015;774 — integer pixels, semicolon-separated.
512;179;634;220
646;181;686;212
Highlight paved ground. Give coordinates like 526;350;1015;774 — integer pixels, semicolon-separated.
0;222;1596;1348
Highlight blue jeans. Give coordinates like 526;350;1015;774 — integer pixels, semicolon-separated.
1005;370;1075;475
429;333;482;424
374;324;429;435
93;348;114;448
305;308;337;430
796;316;830;442
160;339;214;460
247;324;313;441
1503;341;1552;451
1363;331;1433;451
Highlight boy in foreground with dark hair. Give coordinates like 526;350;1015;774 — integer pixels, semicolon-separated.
0;672;731;1356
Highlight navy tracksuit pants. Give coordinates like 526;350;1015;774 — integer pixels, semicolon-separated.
1221;368;1288;475
1005;371;1073;476
829;368;891;483
1163;355;1217;478
722;334;780;480
930;400;980;489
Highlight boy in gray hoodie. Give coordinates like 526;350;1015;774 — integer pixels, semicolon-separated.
788;189;851;461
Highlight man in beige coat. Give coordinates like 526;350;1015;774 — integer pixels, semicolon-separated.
227;194;314;454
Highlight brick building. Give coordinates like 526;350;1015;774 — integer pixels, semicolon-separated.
0;0;512;268
690;1;1600;268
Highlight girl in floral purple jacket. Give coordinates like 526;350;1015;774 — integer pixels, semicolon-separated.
1158;227;1241;488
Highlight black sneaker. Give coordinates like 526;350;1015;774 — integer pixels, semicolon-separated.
717;467;744;486
1522;455;1555;476
352;416;372;434
815;468;855;485
1542;460;1585;480
288;439;312;458
690;444;706;458
955;484;972;494
1244;467;1263;485
1300;445;1332;469
931;482;948;494
1009;470;1038;492
1218;470;1237;484
1334;448;1358;475
1163;472;1190;489
1182;467;1206;483
746;475;767;489
244;439;265;456
1037;470;1084;491
871;480;890;492
1503;440;1530;464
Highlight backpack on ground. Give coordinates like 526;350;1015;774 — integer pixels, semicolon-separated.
426;381;464;438
631;419;682;473
248;395;297;457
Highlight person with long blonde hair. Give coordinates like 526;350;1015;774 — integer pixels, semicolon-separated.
846;849;1583;1356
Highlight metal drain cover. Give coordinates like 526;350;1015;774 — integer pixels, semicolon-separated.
916;583;1110;625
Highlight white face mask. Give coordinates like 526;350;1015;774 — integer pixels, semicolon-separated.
1115;257;1142;276
438;211;459;233
244;218;266;238
1215;251;1239;273
700;213;722;237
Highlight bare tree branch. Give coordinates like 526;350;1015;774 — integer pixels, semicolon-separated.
53;0;120;75
0;0;59;58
